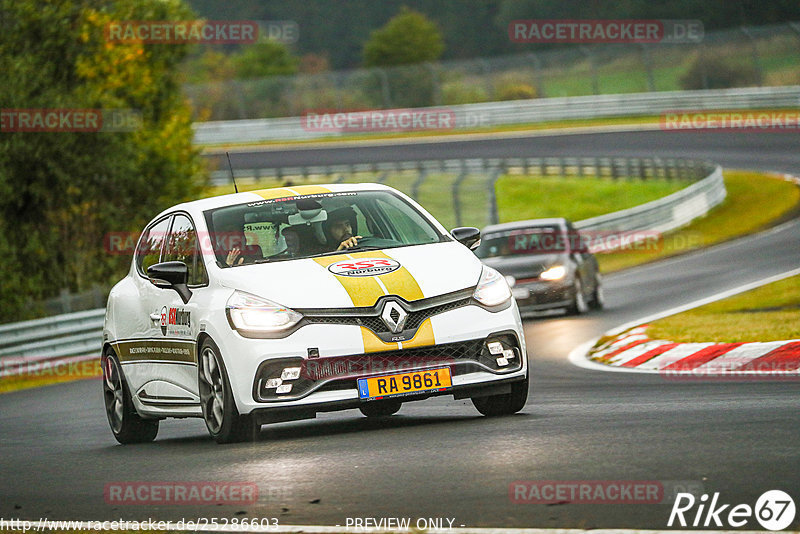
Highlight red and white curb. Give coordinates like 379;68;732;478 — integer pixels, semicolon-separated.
569;267;800;378
590;326;800;377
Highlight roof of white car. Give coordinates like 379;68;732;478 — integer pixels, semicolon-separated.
157;182;394;219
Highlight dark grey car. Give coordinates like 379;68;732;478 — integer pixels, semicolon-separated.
474;218;603;316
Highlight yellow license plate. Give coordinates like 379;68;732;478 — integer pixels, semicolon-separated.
357;368;452;400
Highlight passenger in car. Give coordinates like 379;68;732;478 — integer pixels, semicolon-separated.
222;231;263;266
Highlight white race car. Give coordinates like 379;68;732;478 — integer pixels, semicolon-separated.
102;184;528;443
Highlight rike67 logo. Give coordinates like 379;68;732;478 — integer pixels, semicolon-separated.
160;306;191;336
669;490;796;530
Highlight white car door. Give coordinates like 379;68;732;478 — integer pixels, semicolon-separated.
137;212;207;408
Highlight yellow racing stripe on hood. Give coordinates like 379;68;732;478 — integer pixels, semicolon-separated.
399;318;435;349
314;249;429;353
312;250;425;307
360;327;398;353
312;254;385;307
348;250;424;302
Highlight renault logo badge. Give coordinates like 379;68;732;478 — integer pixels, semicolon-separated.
381;300;408;334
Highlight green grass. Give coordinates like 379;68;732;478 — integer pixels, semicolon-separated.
596;171;800;272
496;175;687;222
647;275;800;343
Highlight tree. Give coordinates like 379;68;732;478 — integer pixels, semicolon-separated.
0;0;205;321
363;6;444;68
361;7;445;108
231;40;298;79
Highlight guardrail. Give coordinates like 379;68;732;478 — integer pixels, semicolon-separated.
0;309;105;376
194;86;800;145
575;165;724;235
0;156;723;371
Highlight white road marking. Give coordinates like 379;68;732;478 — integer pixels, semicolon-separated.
605;267;800;338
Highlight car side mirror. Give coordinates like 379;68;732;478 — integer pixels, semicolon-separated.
451;227;481;250
147;261;192;304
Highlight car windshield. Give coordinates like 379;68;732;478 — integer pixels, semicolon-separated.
474;226;571;258
204;190;445;267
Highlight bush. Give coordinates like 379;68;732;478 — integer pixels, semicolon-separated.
441;80;489;105
679;53;760;90
495;83;537;101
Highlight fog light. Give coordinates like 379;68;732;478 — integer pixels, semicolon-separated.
488;341;504;355
276;384;292;394
503;349;515;359
496;357;509;367
264;378;282;388
281;367;301;380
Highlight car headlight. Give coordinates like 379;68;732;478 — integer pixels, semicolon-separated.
473;266;512;307
226;290;303;336
540;265;567;281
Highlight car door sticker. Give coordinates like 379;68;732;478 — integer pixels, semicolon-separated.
114;339;197;364
159;306;191;336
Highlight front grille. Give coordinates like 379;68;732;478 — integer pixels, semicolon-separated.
301;295;472;335
253;333;522;402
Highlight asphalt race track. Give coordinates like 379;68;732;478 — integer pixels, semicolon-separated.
215;129;800;176
1;130;799;530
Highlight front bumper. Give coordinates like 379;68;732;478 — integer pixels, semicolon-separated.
216;301;527;415
512;279;575;313
249;373;527;426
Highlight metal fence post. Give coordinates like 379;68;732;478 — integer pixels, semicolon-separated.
411;168;428;200
579;46;600;95
486;167;502;226
640;44;656;92
375;68;392;109
526;53;545;97
452;169;467;227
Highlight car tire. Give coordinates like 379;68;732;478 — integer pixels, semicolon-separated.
198;339;257;444
567;277;589;315
359;400;402;418
471;374;529;417
589;274;604;310
102;349;159;444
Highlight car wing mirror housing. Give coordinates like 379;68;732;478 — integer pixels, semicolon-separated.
451;227;481;250
147;261;192;304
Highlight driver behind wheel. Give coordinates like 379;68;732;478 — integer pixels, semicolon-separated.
323;206;362;251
